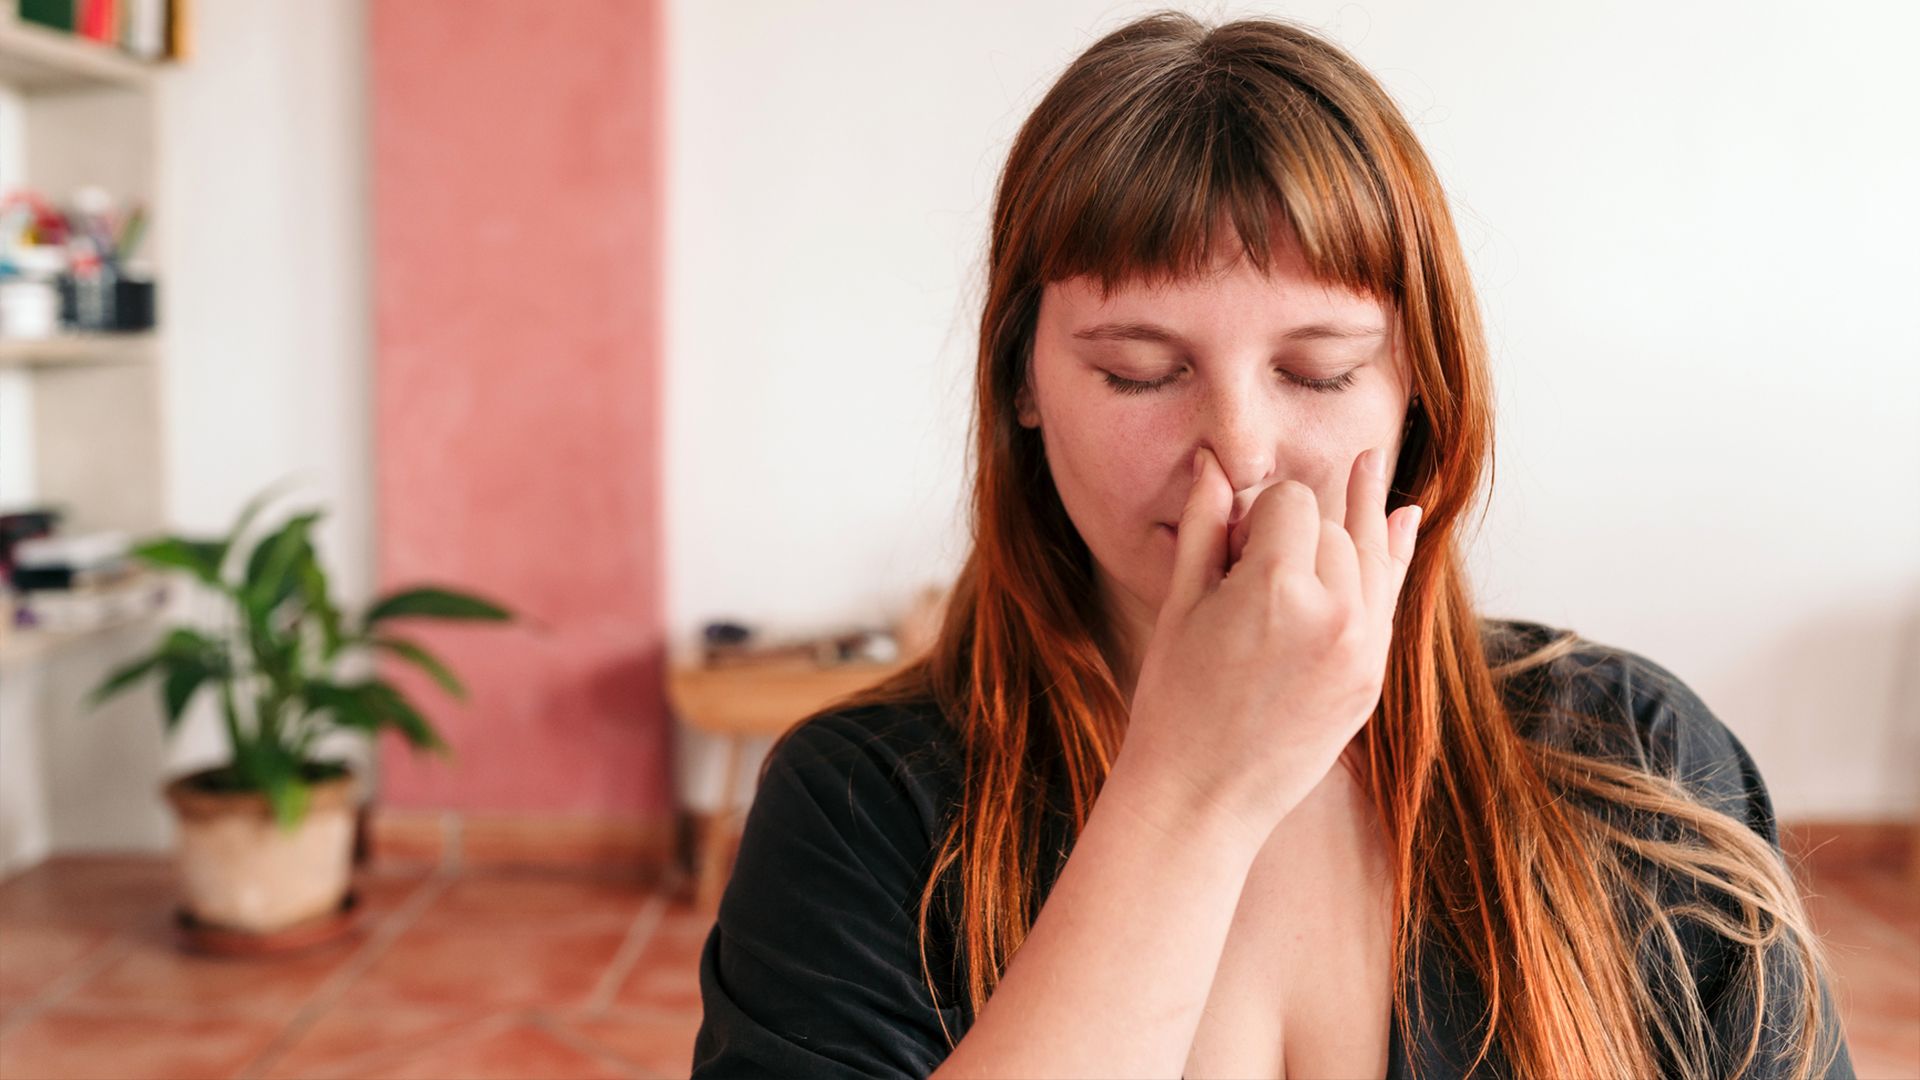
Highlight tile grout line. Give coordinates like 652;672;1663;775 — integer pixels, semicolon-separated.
269;1011;526;1080
0;931;138;1040
532;1011;660;1080
246;878;675;1080
583;1002;707;1024
232;870;456;1080
582;892;669;1018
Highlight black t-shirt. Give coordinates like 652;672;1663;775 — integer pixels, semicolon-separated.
690;618;1856;1078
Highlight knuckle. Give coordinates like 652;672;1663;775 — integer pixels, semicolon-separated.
1257;481;1310;515
1267;564;1313;595
1332;606;1367;651
1268;569;1315;607
1281;480;1316;505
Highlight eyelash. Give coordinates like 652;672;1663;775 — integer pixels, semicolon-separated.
1101;368;1359;396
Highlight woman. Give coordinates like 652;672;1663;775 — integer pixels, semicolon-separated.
692;11;1854;1079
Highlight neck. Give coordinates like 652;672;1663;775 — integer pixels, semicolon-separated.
1094;591;1156;711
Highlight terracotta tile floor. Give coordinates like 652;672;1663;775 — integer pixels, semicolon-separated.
0;853;1913;1079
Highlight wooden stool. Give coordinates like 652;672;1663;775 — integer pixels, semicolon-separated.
667;657;907;910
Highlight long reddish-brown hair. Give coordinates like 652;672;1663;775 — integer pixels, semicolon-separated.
771;11;1840;1078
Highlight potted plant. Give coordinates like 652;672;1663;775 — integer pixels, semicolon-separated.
88;482;515;942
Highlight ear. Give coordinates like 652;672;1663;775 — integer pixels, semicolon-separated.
1015;378;1040;429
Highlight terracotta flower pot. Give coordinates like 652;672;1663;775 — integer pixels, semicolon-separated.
161;765;358;935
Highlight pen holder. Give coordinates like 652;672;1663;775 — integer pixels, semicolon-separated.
60;268;115;331
56;268;157;333
112;274;156;331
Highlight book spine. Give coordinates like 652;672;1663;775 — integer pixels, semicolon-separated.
17;0;77;34
166;0;193;62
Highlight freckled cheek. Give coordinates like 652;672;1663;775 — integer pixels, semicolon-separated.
1051;409;1182;522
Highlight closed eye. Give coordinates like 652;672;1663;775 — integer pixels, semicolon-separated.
1102;368;1359;396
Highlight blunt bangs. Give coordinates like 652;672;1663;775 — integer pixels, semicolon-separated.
1020;36;1405;307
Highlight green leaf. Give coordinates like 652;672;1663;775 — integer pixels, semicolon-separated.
89;653;163;706
299;679;450;760
363;587;513;629
149;629;232;733
365;680;452;757
255;757;311;831
298;553;344;659
90;629;233;737
160;664;211;735
370;636;466;700
243;510;323;619
222;478;303;572
129;537;226;587
301;680;378;731
158;626;226;662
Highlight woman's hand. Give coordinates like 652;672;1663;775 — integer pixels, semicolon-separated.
1114;445;1422;845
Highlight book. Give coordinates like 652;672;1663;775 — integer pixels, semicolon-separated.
77;0;119;45
123;0;165;60
18;0;76;34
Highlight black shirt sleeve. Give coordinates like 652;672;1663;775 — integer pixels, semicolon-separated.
691;704;966;1079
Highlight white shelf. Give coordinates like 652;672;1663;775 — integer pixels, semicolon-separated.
0;607;164;672
0;14;162;95
0;5;178;871
0;332;157;369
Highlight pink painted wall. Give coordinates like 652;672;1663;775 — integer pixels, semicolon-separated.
368;0;669;817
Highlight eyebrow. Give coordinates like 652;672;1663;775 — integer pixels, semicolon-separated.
1069;320;1387;345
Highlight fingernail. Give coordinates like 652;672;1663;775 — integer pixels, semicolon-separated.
1409;505;1424;535
1192;449;1204;481
1368;447;1388;479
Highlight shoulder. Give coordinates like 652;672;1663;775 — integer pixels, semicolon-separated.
763;698;963;803
768;697;961;778
1481;617;1779;846
1479;621;1855;1076
746;697;966;881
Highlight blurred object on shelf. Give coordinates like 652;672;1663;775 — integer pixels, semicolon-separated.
120;0;170;61
13;527;130;575
10;555;139;593
9;563;166;634
697;618;902;669
14;0;75;33
0;186;158;337
110;267;154;328
6;527;157;635
0;507;62;584
0;243;63;338
18;0;181;61
700;619;753;658
1;188;74;247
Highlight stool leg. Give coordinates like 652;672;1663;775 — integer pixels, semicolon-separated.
697;735;745;911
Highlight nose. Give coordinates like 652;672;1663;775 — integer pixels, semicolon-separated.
1198;386;1278;527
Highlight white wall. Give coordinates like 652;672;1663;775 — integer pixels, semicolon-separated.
666;0;1920;819
155;0;375;786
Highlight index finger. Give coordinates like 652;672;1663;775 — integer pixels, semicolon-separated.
1344;446;1396;612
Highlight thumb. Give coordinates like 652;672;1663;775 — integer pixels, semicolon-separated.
1167;447;1232;611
